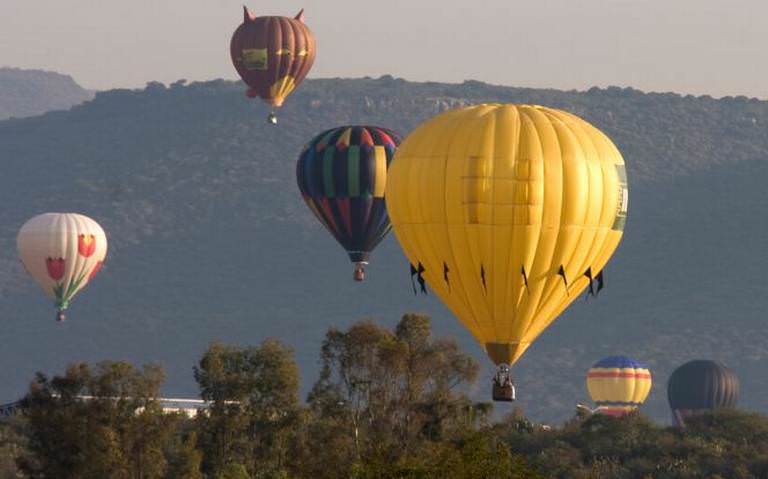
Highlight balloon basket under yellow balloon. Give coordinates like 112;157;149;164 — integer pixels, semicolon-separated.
492;364;516;401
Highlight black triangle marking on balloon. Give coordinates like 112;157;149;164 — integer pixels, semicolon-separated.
443;262;451;292
584;267;595;299
521;266;529;293
558;265;569;295
596;270;605;295
417;262;427;295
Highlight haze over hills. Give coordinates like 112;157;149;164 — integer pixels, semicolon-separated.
1;75;767;424
0;67;94;120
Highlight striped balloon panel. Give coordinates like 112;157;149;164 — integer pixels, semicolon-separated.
587;356;652;408
297;126;401;262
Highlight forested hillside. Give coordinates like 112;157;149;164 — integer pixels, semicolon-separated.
1;76;767;423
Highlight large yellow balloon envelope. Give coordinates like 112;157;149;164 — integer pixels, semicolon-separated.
17;213;108;321
386;104;628;367
587;356;651;416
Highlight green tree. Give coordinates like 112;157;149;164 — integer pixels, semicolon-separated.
18;361;186;479
304;314;480;474
164;430;203;479
215;463;250;479
0;417;28;478
194;339;299;478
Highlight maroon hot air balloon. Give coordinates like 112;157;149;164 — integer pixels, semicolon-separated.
230;6;316;124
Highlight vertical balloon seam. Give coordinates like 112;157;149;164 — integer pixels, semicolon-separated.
272;17;291;103
272;17;284;102
63;215;77;308
537;107;568;328
503;106;527;344
426;109;485;340
507;107;541;347
70;215;83;303
531;115;604;328
629;366;639;405
529;113;585;328
408;114;450;303
282;16;298;83
515;107;557;348
493;109;521;349
485;110;503;343
454;107;495;341
584;124;622;276
363;128;398;256
395;128;432;297
476;105;506;342
411;119;443;301
494;105;526;357
48;214;62;307
289;20;304;82
566;117;608;297
293;21;314;89
280;17;298;102
516;106;562;350
527;115;585;325
46;214;59;303
582;128;612;280
69;215;86;305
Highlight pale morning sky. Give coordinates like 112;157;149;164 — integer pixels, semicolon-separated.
0;0;765;98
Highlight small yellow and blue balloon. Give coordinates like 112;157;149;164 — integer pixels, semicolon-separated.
586;356;652;416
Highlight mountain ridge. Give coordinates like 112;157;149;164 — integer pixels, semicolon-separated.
0;67;94;120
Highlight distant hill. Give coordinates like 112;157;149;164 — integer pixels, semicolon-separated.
0;76;767;424
0;67;93;120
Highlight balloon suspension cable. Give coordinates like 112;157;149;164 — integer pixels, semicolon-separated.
56;309;66;322
492;363;516;402
353;262;366;282
267;111;278;125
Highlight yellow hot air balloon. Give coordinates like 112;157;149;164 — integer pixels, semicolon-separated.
17;213;108;321
586;356;651;416
386;104;628;399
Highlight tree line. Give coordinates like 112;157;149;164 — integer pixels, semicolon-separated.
1;314;768;478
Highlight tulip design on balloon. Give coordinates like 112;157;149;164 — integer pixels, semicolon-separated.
18;213;108;322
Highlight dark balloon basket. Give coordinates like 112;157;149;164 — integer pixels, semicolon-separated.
493;383;515;402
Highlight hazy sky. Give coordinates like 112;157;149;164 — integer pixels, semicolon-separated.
1;0;766;97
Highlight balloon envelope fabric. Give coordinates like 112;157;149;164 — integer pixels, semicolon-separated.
17;213;107;320
296;126;401;279
230;7;316;108
587;355;652;416
667;360;739;426
386;104;628;366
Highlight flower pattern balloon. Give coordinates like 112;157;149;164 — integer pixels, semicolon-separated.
17;213;108;321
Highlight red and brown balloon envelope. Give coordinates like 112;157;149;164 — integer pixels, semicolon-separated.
230;7;316;120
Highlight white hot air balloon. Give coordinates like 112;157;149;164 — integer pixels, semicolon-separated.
17;213;108;321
